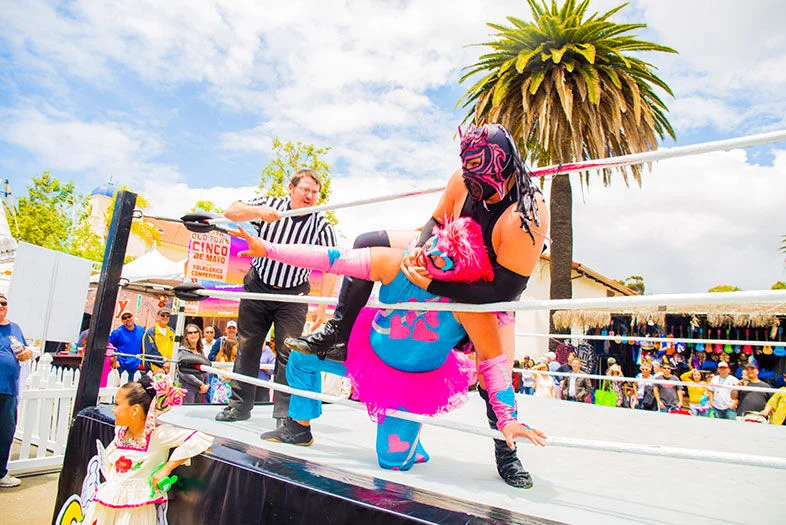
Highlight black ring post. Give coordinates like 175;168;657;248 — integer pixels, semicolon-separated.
72;190;137;416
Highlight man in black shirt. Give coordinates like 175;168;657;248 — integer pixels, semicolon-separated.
737;363;771;417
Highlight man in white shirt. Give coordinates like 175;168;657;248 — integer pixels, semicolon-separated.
708;361;739;419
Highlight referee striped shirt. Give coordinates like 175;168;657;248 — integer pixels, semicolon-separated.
245;195;337;288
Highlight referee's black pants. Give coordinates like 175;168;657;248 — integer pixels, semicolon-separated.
228;269;309;418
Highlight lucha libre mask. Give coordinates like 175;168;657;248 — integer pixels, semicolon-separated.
420;217;494;283
459;123;517;201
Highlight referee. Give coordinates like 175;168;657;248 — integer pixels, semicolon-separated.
215;169;337;426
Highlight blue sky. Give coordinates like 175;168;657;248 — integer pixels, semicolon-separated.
1;0;785;293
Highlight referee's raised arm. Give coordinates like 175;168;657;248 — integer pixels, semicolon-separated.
224;200;282;224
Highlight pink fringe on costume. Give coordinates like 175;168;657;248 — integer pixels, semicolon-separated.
345;308;475;423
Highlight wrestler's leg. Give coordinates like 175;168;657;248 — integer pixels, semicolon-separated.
376;416;425;471
261;351;346;445
287;230;414;360
454;311;533;489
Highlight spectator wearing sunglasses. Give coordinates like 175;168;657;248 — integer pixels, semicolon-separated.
177;324;209;404
109;311;144;381
141;308;175;372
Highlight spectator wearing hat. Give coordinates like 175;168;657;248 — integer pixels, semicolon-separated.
545;351;560;394
708;361;739;420
560;358;592;403
761;372;786;425
141;307;175;372
108;311;144;381
736;363;771;419
653;363;683;412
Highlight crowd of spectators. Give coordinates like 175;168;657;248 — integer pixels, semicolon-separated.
513;351;786;425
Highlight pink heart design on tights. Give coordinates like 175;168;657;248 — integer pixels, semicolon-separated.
389;315;410;339
387;434;412;453
412;319;438;342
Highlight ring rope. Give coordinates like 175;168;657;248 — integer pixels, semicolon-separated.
515;331;784;348
513;368;784;394
196;364;786;470
190;287;786;314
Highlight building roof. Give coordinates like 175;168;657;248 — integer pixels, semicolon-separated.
142;217;191;249
539;253;636;296
90;182;115;197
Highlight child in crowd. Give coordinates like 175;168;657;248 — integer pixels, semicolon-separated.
82;373;212;524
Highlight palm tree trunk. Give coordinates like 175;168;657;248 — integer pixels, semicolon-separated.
549;174;573;351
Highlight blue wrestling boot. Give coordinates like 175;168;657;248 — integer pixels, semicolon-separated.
478;387;533;489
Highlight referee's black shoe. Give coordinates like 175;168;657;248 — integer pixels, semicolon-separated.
215;407;251;422
285;321;348;362
260;419;314;446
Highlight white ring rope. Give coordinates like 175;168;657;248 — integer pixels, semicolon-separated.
513;368;784;394
515;331;784;348
205;186;445;224
195;129;786;223
197;364;786;470
189;287;786;314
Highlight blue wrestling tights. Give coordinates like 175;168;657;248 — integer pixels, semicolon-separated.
376;415;430;471
286;351;347;421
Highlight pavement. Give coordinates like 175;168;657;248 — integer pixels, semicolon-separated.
2;471;60;525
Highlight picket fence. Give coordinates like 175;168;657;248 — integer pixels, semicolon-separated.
9;353;120;476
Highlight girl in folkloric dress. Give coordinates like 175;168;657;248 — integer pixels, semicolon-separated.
82;373;212;525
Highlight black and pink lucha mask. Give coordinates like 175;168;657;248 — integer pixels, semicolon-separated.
459;124;518;201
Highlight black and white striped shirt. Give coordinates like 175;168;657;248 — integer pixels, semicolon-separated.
245;195;337;288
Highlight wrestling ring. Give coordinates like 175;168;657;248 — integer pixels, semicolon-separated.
55;130;786;525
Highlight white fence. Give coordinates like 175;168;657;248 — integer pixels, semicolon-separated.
9;353;118;476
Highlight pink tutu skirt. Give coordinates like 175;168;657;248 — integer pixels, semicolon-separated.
345;308;475;423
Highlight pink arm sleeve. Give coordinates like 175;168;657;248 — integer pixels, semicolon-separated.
262;241;371;280
477;353;519;431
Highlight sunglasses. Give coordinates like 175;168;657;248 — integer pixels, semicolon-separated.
0;301;7;306
121;315;132;320
186;330;200;335
159;313;171;317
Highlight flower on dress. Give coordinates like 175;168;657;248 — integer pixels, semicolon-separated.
115;456;133;473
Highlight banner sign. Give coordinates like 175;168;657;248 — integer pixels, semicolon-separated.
186;231;231;282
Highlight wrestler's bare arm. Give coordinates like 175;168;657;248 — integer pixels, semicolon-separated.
495;192;549;276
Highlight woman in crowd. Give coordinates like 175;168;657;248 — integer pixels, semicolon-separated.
680;367;710;416
217;337;238;363
533;361;555;399
606;363;626;407
177;324;209;403
520;357;536;395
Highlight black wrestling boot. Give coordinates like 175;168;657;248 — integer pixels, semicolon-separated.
285;275;374;361
478;387;534;489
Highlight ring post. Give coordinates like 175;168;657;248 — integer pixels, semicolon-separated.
72;190;137;416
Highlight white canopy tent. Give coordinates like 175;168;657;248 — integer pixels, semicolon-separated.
90;247;186;288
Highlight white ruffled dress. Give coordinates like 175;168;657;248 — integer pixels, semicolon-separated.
82;423;213;525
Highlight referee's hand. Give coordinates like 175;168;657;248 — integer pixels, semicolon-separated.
257;206;282;223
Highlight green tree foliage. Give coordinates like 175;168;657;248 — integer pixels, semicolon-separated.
188;200;224;214
458;0;675;343
708;285;742;293
259;138;336;224
772;281;786;290
617;275;645;294
15;171;76;251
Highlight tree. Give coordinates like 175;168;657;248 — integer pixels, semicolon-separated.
617;274;644;294
188;200;224;215
708;285;741;293
15;171;76;252
772;281;786;290
459;0;675;344
259;138;337;224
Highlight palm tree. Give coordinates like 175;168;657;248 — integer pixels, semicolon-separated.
459;0;676;342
